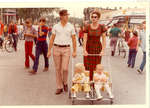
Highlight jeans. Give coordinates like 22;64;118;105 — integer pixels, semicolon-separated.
127;49;137;67
140;51;146;71
25;41;35;67
12;34;18;50
33;41;49;72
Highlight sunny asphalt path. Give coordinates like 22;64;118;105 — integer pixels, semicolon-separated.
0;37;146;105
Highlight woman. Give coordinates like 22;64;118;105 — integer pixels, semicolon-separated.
83;11;106;81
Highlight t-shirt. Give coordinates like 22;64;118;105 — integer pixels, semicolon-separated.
24;26;37;42
109;27;121;37
94;73;108;84
128;36;138;50
139;29;146;52
52;22;76;45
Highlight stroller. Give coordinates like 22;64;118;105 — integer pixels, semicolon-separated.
68;53;114;105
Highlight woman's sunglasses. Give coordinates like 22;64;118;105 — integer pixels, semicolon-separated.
91;16;98;19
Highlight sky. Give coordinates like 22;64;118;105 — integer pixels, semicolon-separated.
0;1;148;18
56;2;147;18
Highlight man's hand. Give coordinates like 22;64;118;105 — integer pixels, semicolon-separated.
40;32;44;36
100;50;104;56
72;51;77;58
47;51;51;58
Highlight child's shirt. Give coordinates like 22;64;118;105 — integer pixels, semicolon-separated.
128;35;138;49
24;26;37;42
94;73;108;84
37;25;48;41
72;73;89;83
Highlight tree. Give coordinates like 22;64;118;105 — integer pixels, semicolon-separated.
16;8;60;23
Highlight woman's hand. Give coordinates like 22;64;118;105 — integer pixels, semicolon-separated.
83;50;88;56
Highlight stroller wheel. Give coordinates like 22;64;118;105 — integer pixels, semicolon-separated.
90;100;94;105
72;100;75;105
110;99;113;105
69;91;71;99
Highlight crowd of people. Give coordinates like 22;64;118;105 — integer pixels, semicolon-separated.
0;9;146;98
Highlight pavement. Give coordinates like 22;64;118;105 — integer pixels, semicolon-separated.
0;37;146;105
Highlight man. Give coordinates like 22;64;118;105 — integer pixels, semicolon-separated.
0;17;4;48
109;23;121;56
47;9;77;95
137;21;146;74
29;17;49;74
8;20;18;51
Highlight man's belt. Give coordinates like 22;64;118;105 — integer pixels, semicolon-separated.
54;44;70;47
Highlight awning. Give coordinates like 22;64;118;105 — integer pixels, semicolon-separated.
108;19;119;26
3;13;16;16
130;19;145;24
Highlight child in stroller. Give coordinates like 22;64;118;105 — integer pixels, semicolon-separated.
94;64;114;99
71;63;91;98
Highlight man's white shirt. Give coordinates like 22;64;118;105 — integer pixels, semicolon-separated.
52;22;76;45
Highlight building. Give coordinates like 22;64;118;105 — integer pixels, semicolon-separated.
1;9;17;24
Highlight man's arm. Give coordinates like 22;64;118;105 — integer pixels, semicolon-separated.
47;33;56;57
71;34;77;58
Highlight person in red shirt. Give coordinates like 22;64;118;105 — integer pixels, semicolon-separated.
78;26;84;46
8;20;18;51
0;17;4;48
124;28;130;42
127;31;139;68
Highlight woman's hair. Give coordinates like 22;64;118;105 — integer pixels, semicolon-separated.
91;11;101;18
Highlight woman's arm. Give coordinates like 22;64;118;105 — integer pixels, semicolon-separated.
101;32;106;55
83;33;88;56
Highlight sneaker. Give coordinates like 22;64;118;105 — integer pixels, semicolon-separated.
137;69;142;74
109;94;114;99
72;93;77;98
86;93;90;99
97;95;103;100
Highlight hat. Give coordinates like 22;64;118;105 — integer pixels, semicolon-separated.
59;9;69;16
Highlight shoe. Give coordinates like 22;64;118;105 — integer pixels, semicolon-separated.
97;95;103;100
111;51;114;56
14;48;17;52
24;66;30;69
109;94;114;99
63;84;68;92
55;89;63;95
72;93;77;98
128;64;130;67
43;67;48;72
137;69;142;74
29;69;36;75
86;93;90;99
